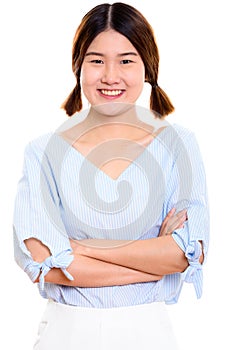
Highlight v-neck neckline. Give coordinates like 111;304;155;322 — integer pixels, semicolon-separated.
64;135;161;182
57;126;169;182
73;147;134;182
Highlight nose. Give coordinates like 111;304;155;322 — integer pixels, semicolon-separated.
101;63;121;85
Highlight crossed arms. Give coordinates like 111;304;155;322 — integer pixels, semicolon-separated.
24;209;203;287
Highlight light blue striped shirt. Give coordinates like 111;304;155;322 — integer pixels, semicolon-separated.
13;122;209;307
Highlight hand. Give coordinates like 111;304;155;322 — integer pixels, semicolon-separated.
159;208;187;237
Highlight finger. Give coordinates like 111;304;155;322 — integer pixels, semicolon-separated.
166;216;187;233
161;208;176;227
167;207;176;217
159;208;183;237
176;209;187;219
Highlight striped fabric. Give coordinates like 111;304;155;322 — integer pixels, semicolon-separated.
13;123;209;307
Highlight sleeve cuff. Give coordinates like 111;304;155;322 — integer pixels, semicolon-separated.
181;240;203;298
172;232;203;299
25;249;74;290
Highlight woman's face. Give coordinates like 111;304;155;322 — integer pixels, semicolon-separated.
81;29;145;107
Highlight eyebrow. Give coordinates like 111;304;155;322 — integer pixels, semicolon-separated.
85;51;138;57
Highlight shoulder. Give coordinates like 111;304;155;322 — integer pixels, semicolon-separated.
157;123;203;162
25;131;67;154
26;132;53;149
156;122;195;151
167;123;200;149
24;132;72;170
170;123;194;140
23;132;56;162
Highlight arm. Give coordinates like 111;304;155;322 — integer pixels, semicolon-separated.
13;140;75;288
70;208;193;276
16;140;162;289
24;238;163;287
24;207;187;286
70;236;189;276
82;131;206;284
45;254;163;287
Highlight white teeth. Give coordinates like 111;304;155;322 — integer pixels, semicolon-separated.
100;90;122;96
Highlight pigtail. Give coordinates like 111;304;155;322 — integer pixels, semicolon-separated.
61;79;82;117
150;84;175;117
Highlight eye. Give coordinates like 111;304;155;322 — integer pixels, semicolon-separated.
121;59;133;64
90;59;104;64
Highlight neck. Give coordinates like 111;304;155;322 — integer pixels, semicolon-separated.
89;103;139;123
84;103;146;140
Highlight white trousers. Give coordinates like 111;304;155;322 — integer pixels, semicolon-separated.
33;299;179;350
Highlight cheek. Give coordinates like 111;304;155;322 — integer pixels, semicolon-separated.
138;65;145;84
129;66;145;102
80;67;98;102
80;66;100;87
130;65;145;86
129;66;145;92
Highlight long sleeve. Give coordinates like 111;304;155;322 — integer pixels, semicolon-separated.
161;126;209;303
13;134;74;292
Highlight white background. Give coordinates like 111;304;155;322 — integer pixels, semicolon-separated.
0;0;233;349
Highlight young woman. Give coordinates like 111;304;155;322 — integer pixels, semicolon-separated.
13;2;209;349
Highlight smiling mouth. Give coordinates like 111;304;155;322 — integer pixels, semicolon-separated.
99;89;124;96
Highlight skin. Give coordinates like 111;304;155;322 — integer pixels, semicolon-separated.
25;29;203;286
81;29;145;107
69;208;190;277
25;209;188;286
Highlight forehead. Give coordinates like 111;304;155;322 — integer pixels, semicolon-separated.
86;29;138;55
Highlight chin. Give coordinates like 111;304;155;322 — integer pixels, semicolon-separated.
91;102;135;117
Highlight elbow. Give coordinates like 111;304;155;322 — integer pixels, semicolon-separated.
169;237;189;273
175;250;189;273
171;235;205;273
176;243;204;274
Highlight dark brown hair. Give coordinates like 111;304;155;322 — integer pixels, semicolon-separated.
62;2;174;117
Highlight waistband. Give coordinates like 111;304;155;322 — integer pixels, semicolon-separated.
46;299;166;318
